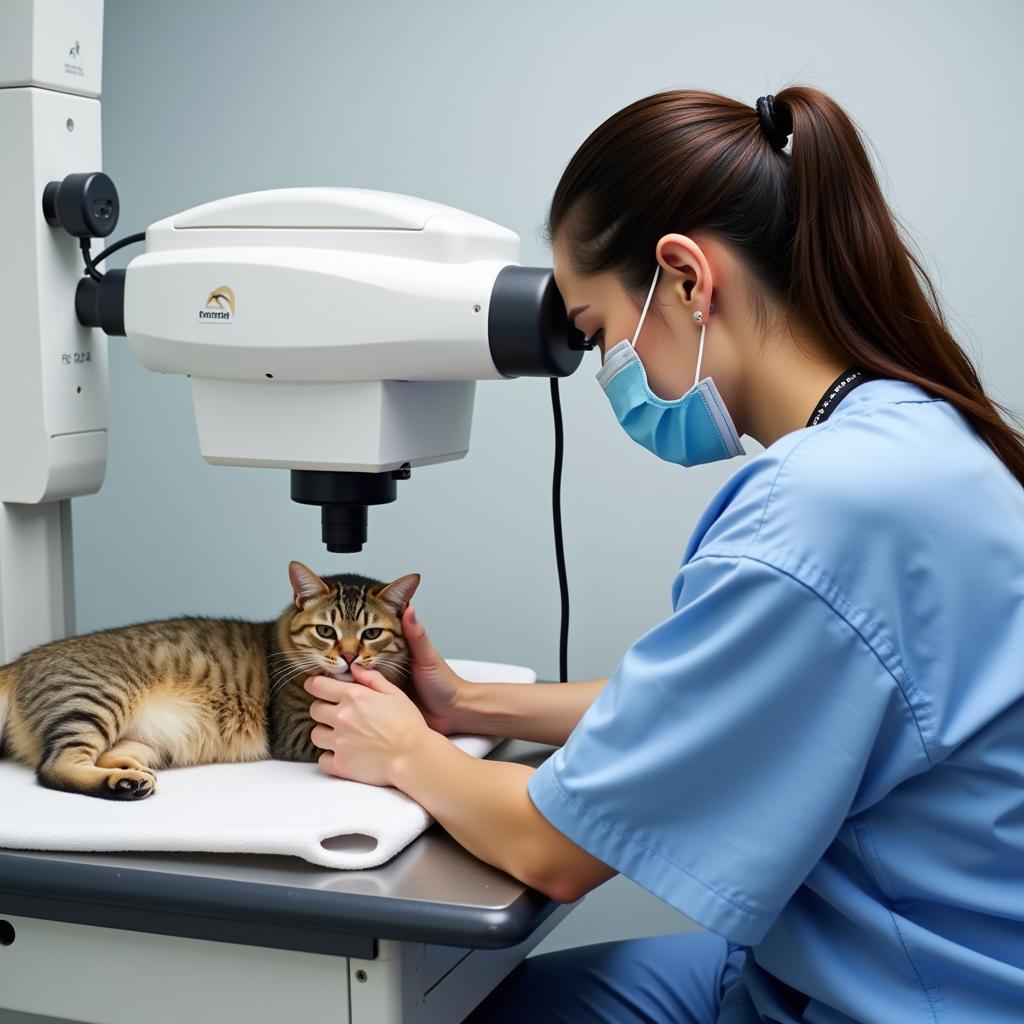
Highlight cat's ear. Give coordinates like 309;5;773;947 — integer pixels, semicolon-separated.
288;561;331;608
373;573;420;615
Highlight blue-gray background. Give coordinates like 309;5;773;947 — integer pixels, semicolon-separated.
74;0;1022;953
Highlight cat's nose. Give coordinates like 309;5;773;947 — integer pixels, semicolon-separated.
341;654;356;667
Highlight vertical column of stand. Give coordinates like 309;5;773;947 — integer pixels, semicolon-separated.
0;0;107;662
0;504;76;664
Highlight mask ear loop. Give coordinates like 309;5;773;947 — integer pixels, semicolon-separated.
693;317;707;387
675;280;708;387
630;265;661;348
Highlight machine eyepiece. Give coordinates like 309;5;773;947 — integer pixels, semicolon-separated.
487;266;586;378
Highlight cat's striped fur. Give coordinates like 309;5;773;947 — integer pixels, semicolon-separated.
0;561;418;800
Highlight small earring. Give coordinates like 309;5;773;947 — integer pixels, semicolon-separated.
693;310;703;323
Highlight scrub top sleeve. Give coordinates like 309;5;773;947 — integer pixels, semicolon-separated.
527;553;910;946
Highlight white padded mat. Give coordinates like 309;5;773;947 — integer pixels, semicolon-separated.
0;659;534;869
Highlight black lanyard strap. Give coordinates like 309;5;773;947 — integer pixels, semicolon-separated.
806;368;874;427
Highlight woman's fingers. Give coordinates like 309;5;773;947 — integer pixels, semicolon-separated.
350;661;396;692
310;723;334;749
308;699;335;723
304;674;346;702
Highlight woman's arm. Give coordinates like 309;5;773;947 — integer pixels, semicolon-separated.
391;727;617;902
396;605;608;747
305;665;616;903
448;678;609;746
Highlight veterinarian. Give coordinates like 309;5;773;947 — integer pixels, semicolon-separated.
303;86;1024;1022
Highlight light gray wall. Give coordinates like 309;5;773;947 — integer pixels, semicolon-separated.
74;0;1023;954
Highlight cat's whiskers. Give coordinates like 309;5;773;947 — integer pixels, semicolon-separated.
268;652;321;671
268;657;331;679
370;655;406;669
267;655;325;699
268;670;315;700
369;652;408;667
269;662;319;684
267;651;322;670
269;657;321;679
266;651;317;666
369;655;411;682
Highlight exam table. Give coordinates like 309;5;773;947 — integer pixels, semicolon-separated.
0;739;577;1024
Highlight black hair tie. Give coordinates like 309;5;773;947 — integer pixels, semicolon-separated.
756;95;793;150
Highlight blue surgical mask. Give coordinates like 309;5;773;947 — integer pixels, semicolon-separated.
596;265;745;467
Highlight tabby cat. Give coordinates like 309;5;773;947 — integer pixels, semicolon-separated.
0;561;419;800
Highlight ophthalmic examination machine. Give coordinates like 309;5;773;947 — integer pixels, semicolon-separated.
0;2;593;1022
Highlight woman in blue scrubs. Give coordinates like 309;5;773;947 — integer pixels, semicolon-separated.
305;85;1024;1022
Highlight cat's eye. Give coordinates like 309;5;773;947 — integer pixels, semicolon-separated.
314;624;336;639
362;627;383;641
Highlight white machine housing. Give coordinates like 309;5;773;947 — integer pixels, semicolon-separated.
125;188;526;474
0;0;107;664
0;0;107;503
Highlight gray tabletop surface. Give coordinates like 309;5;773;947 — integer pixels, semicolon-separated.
0;738;564;956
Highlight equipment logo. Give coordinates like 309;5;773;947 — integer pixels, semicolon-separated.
198;286;235;324
64;40;84;77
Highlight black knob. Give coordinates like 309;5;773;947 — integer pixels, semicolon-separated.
291;470;401;553
42;171;120;238
75;270;126;336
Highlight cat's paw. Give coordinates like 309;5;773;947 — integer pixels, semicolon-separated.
103;768;156;800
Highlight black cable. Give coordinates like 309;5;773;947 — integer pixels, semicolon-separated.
78;231;146;281
550;377;569;683
79;238;103;282
92;231;146;268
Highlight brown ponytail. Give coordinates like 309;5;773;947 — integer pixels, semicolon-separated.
547;86;1024;486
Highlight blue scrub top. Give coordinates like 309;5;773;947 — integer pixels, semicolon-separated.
528;378;1024;1022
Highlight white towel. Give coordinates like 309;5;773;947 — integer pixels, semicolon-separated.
0;659;534;869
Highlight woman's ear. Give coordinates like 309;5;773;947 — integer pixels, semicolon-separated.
675;280;716;318
658;233;712;316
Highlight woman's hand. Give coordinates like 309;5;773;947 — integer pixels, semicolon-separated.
305;662;429;787
399;605;473;735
